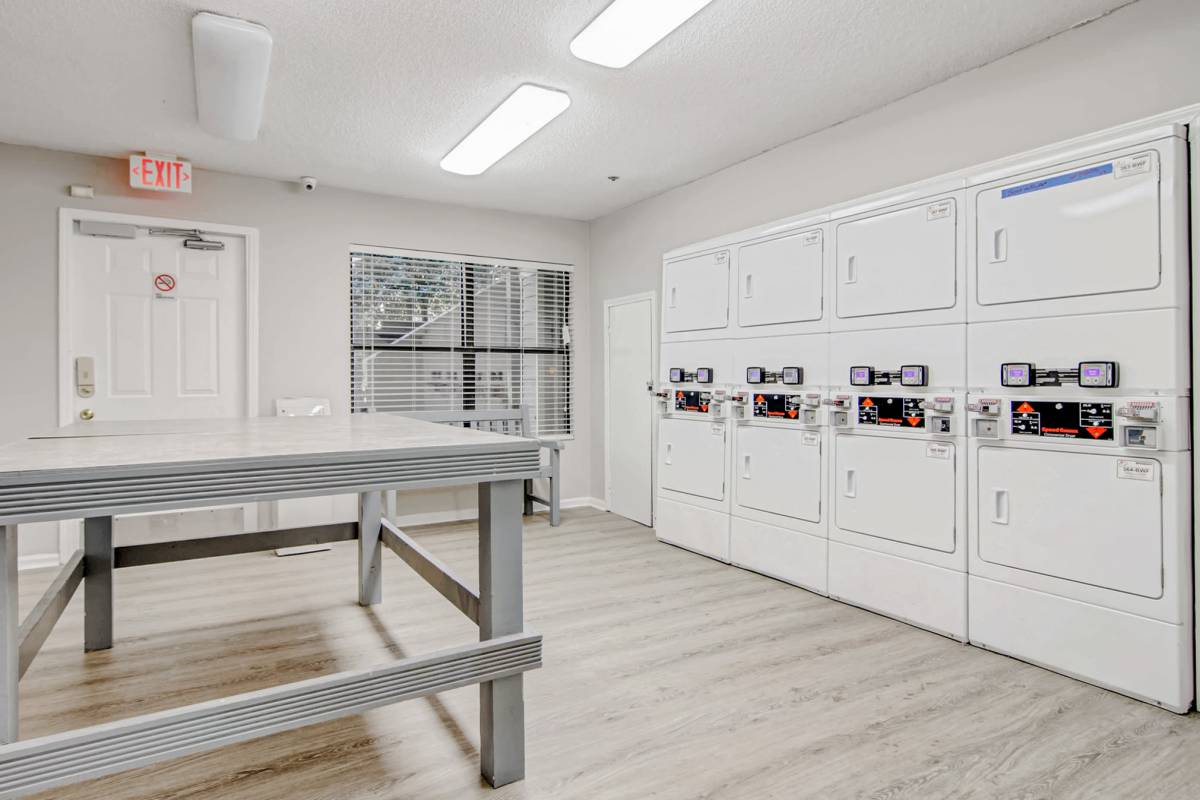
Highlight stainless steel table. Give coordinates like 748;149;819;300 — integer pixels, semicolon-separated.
0;415;544;798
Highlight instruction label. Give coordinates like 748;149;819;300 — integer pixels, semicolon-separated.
1010;400;1113;440
858;396;925;429
674;390;711;413
752;393;802;420
1001;163;1112;198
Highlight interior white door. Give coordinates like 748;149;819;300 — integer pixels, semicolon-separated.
68;228;246;422
605;296;654;526
63;220;250;545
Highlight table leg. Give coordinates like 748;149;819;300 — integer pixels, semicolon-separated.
84;516;113;652
0;525;17;743
358;491;383;606
478;479;524;787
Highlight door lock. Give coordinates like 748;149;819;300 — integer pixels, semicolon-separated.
79;408;95;421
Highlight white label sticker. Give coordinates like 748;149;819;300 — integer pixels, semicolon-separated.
802;431;819;446
715;251;729;264
801;231;821;246
1116;459;1154;481
711;424;724;436
1114;153;1152;180
926;200;953;221
926;443;951;459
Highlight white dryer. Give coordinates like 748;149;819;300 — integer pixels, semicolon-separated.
827;324;968;640
655;340;734;562
729;334;829;593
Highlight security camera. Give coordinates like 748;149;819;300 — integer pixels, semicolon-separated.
299;176;318;192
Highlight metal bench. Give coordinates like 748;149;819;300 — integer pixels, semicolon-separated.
399;409;563;527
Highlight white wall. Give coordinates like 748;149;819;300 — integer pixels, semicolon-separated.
587;0;1200;502
0;144;593;561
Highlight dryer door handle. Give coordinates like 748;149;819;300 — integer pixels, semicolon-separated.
990;228;1008;263
843;255;858;285
991;488;1009;525
742;453;752;479
843;468;857;498
664;442;673;465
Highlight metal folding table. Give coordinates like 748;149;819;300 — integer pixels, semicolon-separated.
0;415;543;798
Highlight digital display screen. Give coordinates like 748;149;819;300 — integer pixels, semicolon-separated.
900;365;927;386
1001;363;1033;387
782;367;802;385
746;367;764;384
669;368;683;383
696;367;713;384
850;367;873;386
1077;361;1116;388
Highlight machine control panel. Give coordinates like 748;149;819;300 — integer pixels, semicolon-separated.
746;366;804;385
855;396;926;429
849;365;929;387
1000;361;1118;388
668;367;714;384
969;397;1164;449
751;393;803;420
1010;400;1113;440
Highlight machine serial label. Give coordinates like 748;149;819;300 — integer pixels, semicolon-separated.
752;393;801;419
1010;400;1113;440
926;199;953;221
801;230;821;246
1115;153;1153;179
858;396;924;429
674;390;711;413
1116;459;1155;481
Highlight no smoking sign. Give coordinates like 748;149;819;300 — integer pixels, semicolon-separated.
154;273;177;294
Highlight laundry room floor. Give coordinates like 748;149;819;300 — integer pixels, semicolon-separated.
15;507;1200;800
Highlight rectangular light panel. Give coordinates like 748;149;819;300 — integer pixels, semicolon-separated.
440;85;571;176
570;0;714;68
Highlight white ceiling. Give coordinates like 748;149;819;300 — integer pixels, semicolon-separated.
0;0;1132;220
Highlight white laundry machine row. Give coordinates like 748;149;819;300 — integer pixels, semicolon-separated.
655;339;735;562
727;334;830;594
825;324;969;640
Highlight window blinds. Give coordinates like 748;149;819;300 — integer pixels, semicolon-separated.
350;250;573;437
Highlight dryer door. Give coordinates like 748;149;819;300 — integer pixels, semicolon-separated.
976;447;1163;598
834;434;956;552
738;230;822;327
835;199;957;320
659;417;726;501
976;150;1162;306
663;251;729;333
735;425;821;523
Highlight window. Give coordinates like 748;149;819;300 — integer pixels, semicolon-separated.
350;248;573;437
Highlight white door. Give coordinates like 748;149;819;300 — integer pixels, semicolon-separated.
662;250;729;333
834;434;956;552
605;294;655;526
976;151;1162;306
738;230;823;327
835;199;957;319
735;425;821;522
659;417;726;501
67;226;246;421
976;447;1162;597
62;216;252;546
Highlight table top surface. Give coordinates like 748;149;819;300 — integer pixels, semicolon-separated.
0;415;536;479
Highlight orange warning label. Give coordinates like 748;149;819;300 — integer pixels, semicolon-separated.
1016;402;1035;413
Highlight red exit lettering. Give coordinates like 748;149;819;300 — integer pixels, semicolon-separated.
129;155;193;193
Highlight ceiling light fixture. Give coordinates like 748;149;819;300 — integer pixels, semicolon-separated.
570;0;714;69
440;84;571;176
192;13;273;141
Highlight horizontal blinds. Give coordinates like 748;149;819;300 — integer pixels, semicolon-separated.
350;251;572;437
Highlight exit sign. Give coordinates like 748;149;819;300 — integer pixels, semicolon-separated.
129;154;192;193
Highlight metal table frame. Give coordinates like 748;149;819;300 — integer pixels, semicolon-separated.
0;417;543;798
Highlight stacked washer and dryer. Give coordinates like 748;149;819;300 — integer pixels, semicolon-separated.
653;108;1198;712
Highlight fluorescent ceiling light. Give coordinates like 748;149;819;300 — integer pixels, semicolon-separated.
440;84;571;176
192;13;273;141
570;0;714;68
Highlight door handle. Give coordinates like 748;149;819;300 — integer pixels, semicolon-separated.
843;468;857;498
991;489;1009;525
742;453;751;479
990;228;1008;263
664;442;673;465
844;255;857;284
669;286;678;308
744;273;753;298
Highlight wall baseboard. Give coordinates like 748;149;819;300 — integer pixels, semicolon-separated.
561;496;607;511
19;553;61;572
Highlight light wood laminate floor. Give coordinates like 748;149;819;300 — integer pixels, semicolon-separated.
15;508;1200;799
